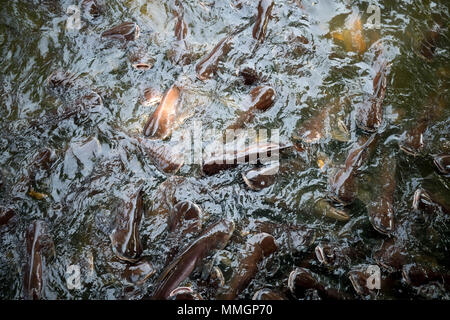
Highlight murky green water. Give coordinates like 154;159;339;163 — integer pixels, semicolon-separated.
0;0;449;300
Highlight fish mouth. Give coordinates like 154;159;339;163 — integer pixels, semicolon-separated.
315;245;328;265
133;63;152;70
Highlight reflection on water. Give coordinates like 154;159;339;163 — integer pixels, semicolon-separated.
0;0;449;300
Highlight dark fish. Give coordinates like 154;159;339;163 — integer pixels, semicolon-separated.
202;142;288;176
356;57;389;132
250;221;316;253
433;154;450;176
143;85;182;140
348;264;387;296
373;238;409;273
101;22;140;42
315;241;366;268
402;263;450;289
367;158;396;234
313;199;350;222
328;134;377;205
168;287;203;300
253;0;274;43
129;48;155;71
242;162;279;191
227;85;276;130
81;0;100;18
141;87;162;106
413;188;449;216
0;170;3;188
169;14;191;65
219;233;277;300
110;188;144;263
168;201;202;234
398;118;427;156
47;70;77;92
0;206;15;226
252;289;286;300
24;221;55;300
240;68;260;85
196;35;233;80
152;219;235;300
122;260;156;285
294;107;329;144
288;267;344;300
139;138;184;175
419;24;441;60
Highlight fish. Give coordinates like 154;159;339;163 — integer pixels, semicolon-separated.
399;100;446;156
418;23;441;60
253;0;274;43
143;85;182;140
81;0;100;18
23;221;55;300
242;162;279;191
288;267;345;300
167;201;202;234
0;206;15;226
356;54;390;132
433;154;450;176
315;241;367;268
252;289;286;300
101;22;140;42
202;141;289;176
122;260;156;285
367;157;396;234
250;221;316;254
348;264;386;296
228;85;276;130
141;87;162;106
313;199;350;222
402;263;450;289
413;188;449;216
219;233;277;300
196;35;233;80
168;287;203;300
328;134;377;205
139;138;184;175
110;188;144;263
152;219;235;300
239;68;260;86
373;238;409;273
330;12;366;54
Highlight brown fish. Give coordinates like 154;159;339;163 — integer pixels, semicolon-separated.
152;219;235;300
227;85;276;130
253;0;274;43
81;0;100;18
373;238;409;273
402;263;450;289
313;199;350;222
196;35;233;80
330;12;366;54
219;233;277;300
413;188;449;216
0;206;15;226
328;134;377;205
168;201;202;234
168;287;203;300
356;56;389;132
288;267;345;300
24;221;55;300
169;13;191;65
202;142;288;176
139;138;184;175
315;241;367;269
110;188;144;263
242;162;279;191
141;87;162;106
367;158;396;234
418;23;441;60
240;68;260;86
252;289;286;300
143;85;182;140
250;221;316;253
122;260;156;285
101;22;140;42
433;154;450;176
